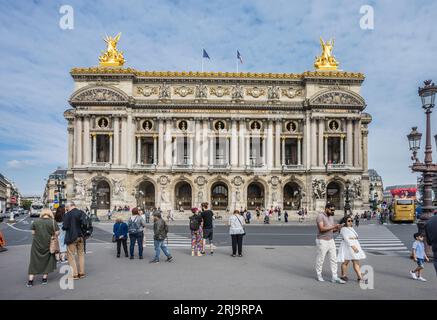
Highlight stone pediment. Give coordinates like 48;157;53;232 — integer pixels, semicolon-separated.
69;85;129;106
309;88;365;108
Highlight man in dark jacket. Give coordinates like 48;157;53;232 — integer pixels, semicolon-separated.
425;214;437;276
150;211;173;263
63;201;85;279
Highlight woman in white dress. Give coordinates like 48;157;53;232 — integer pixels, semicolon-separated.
337;215;366;282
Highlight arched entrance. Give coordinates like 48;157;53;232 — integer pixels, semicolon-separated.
326;181;342;210
211;182;228;210
283;182;302;210
174;182;192;210
96;180;110;210
137;181;155;210
247;182;264;210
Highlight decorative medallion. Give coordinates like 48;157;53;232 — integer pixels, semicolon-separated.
98;117;109;128
281;87;303;99
178;120;188;131
270;176;280;186
214;121;226;131
142;120;153;131
210;86;230;98
137;86;158;97
328;120;340;131
174;86;194;97
246;87;266;98
232;176;244;186
158;175;169;186
250;121;262;130
195;176;206;186
286;121;297;132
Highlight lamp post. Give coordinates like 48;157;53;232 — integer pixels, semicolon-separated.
407;80;437;257
89;183;100;222
55;178;66;207
344;179;352;217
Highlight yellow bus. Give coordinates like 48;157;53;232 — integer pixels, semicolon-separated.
391;199;415;223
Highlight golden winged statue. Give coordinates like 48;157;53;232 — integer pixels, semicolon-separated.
314;37;339;71
99;33;125;67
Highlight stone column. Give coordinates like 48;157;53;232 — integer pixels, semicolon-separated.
231;120;238;167
225;137;230;165
121;116;127;166
346;119;353;166
281;137;285;166
109;134;113;164
340;135;344;164
358;119;363;168
263;136;267;166
246;136;250;166
75;117;82;165
164;120;172;167
153;135;158;165
318;119;324;166
209;134;214;166
239;120;246;167
304;115;310;169
172;137;177;165
126;114;133;168
92;133;97;163
354;120;359;167
202;120;208;167
68;127;74;169
275;120;281;168
190;136;194;165
266;120;274;168
363;130;368;171
137;136;141;164
298;137;302;165
83;116;90;165
113;117;120;165
324;136;328;165
311;118;317;167
158;119;164;166
194;119;201;167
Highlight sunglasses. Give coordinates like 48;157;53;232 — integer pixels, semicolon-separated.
347;220;352;222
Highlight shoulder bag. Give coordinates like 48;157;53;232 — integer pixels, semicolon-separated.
235;214;246;236
49;219;60;258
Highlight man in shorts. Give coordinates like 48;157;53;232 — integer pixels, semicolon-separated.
201;202;214;255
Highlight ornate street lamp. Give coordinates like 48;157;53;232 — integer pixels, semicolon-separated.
89;183;100;222
408;80;437;257
344;180;352;217
55;178;66;207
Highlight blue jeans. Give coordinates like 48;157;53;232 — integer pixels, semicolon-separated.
129;232;144;257
154;239;171;261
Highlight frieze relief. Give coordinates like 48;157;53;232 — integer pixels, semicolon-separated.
209;86;231;97
246;87;266;98
281;87;304;99
174;86;194;97
313;91;362;105
137;86;159;97
74;88;126;102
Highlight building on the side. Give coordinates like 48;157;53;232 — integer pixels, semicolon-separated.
383;184;417;205
43;168;67;209
368;169;384;204
0;175;21;211
0;174;8;213
64;36;372;214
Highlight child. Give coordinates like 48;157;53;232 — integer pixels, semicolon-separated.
410;232;429;281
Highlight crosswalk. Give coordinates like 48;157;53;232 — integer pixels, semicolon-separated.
334;225;409;254
145;232;192;248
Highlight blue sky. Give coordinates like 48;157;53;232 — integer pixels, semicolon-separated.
1;0;436;195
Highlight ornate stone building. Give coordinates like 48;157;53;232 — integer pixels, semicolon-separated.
64;37;372;213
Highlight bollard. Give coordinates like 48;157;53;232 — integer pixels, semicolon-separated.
8;210;15;223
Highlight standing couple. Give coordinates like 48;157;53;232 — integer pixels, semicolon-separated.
316;203;366;284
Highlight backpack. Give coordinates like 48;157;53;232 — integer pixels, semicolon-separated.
189;215;200;231
80;211;93;239
128;216;141;234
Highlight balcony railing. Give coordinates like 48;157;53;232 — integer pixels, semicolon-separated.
282;164;304;171
208;163;231;173
326;163;347;170
133;163;157;171
171;163;193;172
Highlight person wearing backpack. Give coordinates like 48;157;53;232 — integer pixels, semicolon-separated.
150;211;173;263
63;201;86;280
128;208;146;260
189;207;203;257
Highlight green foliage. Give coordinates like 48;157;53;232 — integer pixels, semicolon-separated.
21;200;32;210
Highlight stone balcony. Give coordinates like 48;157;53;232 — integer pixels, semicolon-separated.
171;163;194;173
208;163;231;173
282;164;304;172
133;163;157;172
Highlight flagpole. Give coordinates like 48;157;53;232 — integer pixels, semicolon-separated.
201;49;204;72
236;50;239;73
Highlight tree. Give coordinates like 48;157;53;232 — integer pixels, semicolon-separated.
21;200;32;210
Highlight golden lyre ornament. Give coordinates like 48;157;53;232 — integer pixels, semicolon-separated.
314;37;339;71
99;33;125;67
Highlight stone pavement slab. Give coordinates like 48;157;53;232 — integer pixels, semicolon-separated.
0;243;436;300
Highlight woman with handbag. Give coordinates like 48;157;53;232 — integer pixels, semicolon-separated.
27;208;59;287
228;209;246;257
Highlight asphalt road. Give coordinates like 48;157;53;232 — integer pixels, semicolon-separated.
0;215;417;251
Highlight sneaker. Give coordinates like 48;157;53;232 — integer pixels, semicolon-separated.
139;256;143;260
317;276;325;282
340;276;348;282
410;271;418;280
166;256;173;262
149;259;159;264
200;251;206;255
231;254;236;257
26;280;33;288
78;273;86;279
238;254;243;257
191;251;195;257
42;278;48;285
116;255;120;258
418;277;427;282
210;251;214;255
197;252;202;257
331;277;346;284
